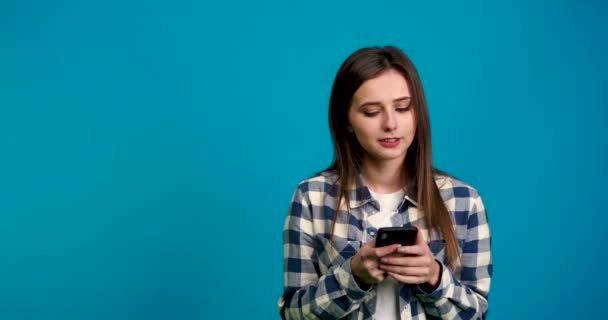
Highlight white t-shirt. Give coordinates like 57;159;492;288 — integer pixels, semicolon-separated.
368;189;405;320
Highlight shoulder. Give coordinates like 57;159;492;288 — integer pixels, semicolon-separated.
434;174;481;200
287;171;340;219
434;174;486;215
434;174;488;231
294;170;340;195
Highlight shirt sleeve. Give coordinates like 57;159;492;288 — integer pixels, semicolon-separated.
412;193;493;319
278;184;369;320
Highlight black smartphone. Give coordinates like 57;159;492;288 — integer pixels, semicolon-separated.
375;226;418;247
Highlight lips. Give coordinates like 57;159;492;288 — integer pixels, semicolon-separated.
378;138;401;148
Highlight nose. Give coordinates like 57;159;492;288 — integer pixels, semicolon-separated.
382;110;397;132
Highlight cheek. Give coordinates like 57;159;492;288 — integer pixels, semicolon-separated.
348;118;369;138
351;129;376;153
406;117;417;135
352;126;374;143
407;127;417;143
403;119;416;145
352;131;367;147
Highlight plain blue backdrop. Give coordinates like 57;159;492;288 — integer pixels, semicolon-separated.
1;0;607;319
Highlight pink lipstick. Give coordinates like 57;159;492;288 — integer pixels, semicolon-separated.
379;138;400;148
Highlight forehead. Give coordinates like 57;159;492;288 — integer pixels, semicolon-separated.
352;69;411;103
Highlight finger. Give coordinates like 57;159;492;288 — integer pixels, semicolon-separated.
357;241;379;259
381;255;428;267
373;269;387;282
387;272;424;285
364;239;377;248
396;243;425;256
374;243;401;258
365;238;376;248
380;264;429;277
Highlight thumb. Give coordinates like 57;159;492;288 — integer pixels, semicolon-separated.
366;238;377;248
374;243;401;257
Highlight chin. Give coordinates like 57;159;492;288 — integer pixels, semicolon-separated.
372;152;407;162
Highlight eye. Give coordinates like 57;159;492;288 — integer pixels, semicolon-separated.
363;111;380;117
396;105;411;113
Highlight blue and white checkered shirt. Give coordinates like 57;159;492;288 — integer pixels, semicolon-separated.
278;171;492;319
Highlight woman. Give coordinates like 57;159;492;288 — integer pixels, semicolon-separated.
278;46;492;319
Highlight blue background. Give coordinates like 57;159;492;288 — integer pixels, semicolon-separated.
1;0;606;319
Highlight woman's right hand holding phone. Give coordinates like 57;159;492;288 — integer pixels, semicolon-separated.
350;239;401;288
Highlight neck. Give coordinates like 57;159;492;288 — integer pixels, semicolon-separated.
361;157;407;194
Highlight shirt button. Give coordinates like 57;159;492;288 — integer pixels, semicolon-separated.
367;228;377;237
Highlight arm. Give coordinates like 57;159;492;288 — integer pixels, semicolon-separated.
277;185;369;320
413;194;493;319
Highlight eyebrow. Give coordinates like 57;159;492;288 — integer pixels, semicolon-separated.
358;96;411;109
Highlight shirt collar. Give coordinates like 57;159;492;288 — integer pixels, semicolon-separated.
346;173;450;209
347;173;418;209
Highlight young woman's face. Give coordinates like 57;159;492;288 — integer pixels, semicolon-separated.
348;69;416;166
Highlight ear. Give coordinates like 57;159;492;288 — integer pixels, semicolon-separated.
347;125;354;133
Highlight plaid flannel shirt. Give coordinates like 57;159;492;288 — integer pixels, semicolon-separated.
278;171;492;319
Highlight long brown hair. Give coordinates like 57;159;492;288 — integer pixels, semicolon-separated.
327;46;460;269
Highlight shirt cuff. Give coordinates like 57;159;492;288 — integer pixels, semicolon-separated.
413;260;452;300
334;257;371;301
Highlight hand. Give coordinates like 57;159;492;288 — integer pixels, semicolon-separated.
350;239;401;287
378;226;441;287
